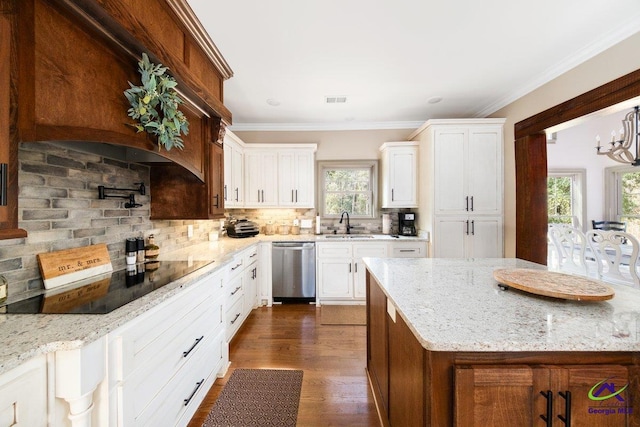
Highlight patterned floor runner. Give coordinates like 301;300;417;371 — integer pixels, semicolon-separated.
202;369;303;427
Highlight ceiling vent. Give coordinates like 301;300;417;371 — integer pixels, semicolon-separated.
325;96;347;104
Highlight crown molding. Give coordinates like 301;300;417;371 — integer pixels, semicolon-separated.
165;0;234;80
228;120;424;132
475;21;640;118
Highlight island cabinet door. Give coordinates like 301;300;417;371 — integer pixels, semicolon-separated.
550;365;632;427
454;365;550;427
455;364;635;427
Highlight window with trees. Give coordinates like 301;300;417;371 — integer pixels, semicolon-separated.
318;161;377;218
547;170;586;228
616;169;640;237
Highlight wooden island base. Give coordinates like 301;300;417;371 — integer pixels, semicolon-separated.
366;272;640;427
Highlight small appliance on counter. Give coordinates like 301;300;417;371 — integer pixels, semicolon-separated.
398;212;417;236
226;218;260;238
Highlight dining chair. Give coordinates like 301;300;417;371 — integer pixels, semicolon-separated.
586;229;640;288
548;224;595;277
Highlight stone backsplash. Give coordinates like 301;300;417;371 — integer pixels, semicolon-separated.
0;142;218;302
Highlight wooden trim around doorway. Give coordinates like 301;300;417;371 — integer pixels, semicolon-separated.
514;68;640;263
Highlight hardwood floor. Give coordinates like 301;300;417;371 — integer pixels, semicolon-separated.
188;304;379;426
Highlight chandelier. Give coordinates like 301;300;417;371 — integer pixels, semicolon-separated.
596;106;640;166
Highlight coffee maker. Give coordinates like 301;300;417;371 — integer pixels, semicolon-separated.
398;212;417;236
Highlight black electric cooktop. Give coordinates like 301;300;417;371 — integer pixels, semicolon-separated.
1;260;213;315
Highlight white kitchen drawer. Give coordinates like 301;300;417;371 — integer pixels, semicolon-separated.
225;297;244;340
353;243;388;258
225;271;244;308
242;244;259;266
316;242;352;257
390;241;428;258
113;275;220;381
137;328;226;427
228;254;245;278
117;295;224;419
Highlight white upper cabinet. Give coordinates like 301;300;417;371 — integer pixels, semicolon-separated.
244;150;279;207
278;150;315;207
433;127;502;216
243;144;316;209
223;132;244;207
380;142;418;208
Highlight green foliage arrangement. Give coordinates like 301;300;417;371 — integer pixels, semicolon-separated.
124;53;189;151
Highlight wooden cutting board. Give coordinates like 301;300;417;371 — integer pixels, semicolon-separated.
37;244;113;289
493;268;615;301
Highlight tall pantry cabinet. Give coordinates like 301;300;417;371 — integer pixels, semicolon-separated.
411;119;505;258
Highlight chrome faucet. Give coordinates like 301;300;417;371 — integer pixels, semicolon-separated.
339;211;352;234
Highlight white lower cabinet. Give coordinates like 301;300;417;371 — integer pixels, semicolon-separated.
434;216;503;258
108;269;226;427
224;244;259;342
317;242;388;302
0;355;47;427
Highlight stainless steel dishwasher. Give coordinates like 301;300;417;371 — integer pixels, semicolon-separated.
272;242;316;303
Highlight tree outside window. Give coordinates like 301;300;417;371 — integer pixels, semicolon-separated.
318;161;377;218
547;176;573;224
619;171;640;237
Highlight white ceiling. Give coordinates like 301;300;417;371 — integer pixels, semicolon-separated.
187;0;640;131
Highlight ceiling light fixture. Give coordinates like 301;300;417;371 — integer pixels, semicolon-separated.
427;96;443;104
266;98;281;107
595;106;640;166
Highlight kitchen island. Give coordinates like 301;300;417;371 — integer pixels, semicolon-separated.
364;258;640;427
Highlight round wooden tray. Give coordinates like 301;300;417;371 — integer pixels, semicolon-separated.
493;268;615;301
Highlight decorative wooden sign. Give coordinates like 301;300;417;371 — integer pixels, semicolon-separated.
493;268;615;301
41;275;111;313
37;244;113;289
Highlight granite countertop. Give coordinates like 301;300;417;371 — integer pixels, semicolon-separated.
364;257;640;353
0;233;425;375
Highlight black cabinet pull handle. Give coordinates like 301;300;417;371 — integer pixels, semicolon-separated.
231;262;242;271
183;336;204;357
355;262;358;273
223;184;227;201
470;195;474;211
249;252;258;258
295;189;298;202
235;187;239;202
558;390;571;426
231;286;241;296
539;390;553;427
349;263;352;273
231;313;241;324
0;163;7;206
465;220;469;235
392;188;394;201
261;189;264;202
471;220;475;235
399;249;416;252
465;196;469;211
183;379;205;406
291;189;294;202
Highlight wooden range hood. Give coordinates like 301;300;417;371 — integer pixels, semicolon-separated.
5;0;233;222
